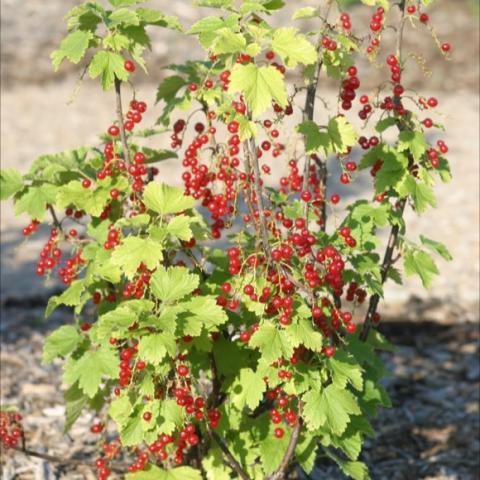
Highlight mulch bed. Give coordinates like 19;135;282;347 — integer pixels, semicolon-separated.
1;297;479;479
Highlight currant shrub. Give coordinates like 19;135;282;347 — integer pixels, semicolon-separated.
0;0;453;478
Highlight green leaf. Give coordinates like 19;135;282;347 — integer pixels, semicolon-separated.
328;116;358;154
109;395;133;427
111;237;164;279
166;215;195;241
120;408;144;446
150;266;199;303
138;148;177;164
212;29;247;54
137;332;177;364
306;385;360;435
295;432;318;474
404;248;439;288
88;50;129;90
178;296;228;334
263;0;285;10
45;279;87;317
328;350;363;391
375;152;408;193
15;184;57;221
297;121;331;154
339;460;371;480
258;418;292;473
420;235;452;261
188;16;225;34
237;116;258;141
202;450;231;480
109;0;146;6
95;300;153;340
43;326;81;364
228;63;287;117
108;8;140;27
240;2;267;14
143;182;195;216
56;180;111;217
292;7;318;20
103;32;130;51
249;323;293;363
230;368;266;410
156;75;187;103
0;168;23;200
63;346;118;398
126;465;202;480
397;130;427;162
271;27;317;68
51;31;93;70
396;174;436;213
361;0;390;9
302;389;323;431
285;319;323;352
375;117;397;133
64;383;88;433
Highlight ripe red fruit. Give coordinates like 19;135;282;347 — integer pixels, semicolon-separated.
240;331;251;343
82;178;92;189
441;42;451;53
419;12;429;23
177;365;189;377
143;412;152;421
330;193;340;204
324;346;336;357
274;428;285;439
124;60;136;73
107;125;120;137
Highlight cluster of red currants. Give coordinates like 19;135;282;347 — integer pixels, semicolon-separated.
22;219;40;237
267;391;298;439
340;65;361;111
0;411;23;448
122;263;152;299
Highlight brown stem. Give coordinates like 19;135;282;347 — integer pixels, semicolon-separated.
361;0;408;342
47;204;62;231
360;199;406;341
7;445;127;474
208;352;223;409
114;77;131;167
243;138;272;262
209;430;250;480
267;419;303;480
301;2;333;227
301;60;323;196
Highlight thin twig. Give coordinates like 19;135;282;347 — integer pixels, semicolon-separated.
360;0;408;342
114;77;131;167
243;138;272;262
301;0;334;227
7;445;127;474
360;199;406;341
47;204;62;230
267;418;303;480
208;430;251;480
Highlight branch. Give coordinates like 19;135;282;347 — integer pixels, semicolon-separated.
209;430;251;480
114;77;131;167
266;419;303;480
243;138;272;262
360;199;406;341
361;0;409;342
7;445;127;474
47;204;62;231
301;1;334;227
